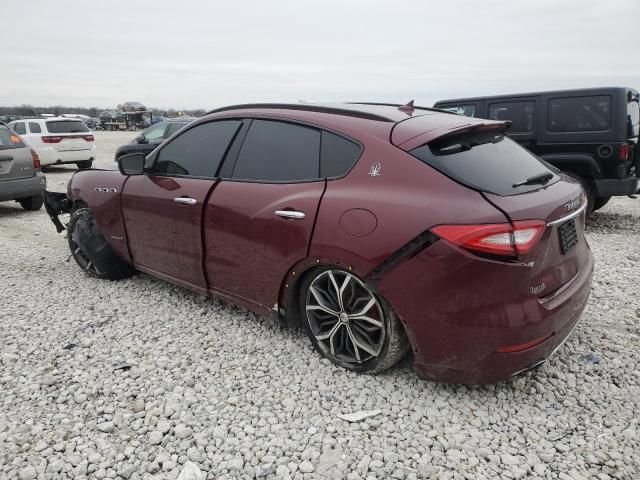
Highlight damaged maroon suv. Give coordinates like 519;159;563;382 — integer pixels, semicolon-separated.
45;102;593;384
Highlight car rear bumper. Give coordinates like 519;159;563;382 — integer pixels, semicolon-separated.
0;172;46;202
594;176;640;196
376;240;594;384
37;146;96;165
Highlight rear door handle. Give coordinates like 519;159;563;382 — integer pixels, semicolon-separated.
275;210;305;219
173;197;197;205
0;155;13;161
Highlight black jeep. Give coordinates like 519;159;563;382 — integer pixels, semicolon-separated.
434;87;640;213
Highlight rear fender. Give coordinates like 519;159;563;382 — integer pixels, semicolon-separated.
540;154;602;179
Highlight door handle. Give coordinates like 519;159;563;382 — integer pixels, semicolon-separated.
0;155;13;161
173;197;197;205
275;210;305;219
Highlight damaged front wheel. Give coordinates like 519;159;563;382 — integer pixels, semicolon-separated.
67;208;136;280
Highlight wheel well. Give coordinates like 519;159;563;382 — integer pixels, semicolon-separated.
281;264;324;329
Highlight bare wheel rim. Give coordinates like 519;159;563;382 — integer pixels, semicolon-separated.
305;270;386;365
69;230;102;275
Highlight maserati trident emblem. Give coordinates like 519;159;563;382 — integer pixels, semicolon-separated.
368;163;382;177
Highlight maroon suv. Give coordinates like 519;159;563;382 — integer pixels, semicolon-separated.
45;102;593;384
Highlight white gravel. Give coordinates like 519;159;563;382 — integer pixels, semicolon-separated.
1;131;639;479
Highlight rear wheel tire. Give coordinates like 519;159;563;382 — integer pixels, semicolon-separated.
593;196;611;212
564;172;595;215
76;161;93;169
300;267;409;373
18;195;43;211
67;208;135;280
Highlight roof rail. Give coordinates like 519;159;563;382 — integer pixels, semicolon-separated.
348;102;457;115
205;103;395;122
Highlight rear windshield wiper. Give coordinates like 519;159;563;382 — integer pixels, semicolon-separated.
512;172;554;188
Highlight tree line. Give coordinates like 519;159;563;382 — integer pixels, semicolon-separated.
0;105;207;118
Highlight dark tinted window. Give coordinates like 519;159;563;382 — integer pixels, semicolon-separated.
46;120;89;133
166;121;189;138
548;96;611;132
13;122;26;134
28;122;42;133
154;120;241;177
0;124;24;150
321;131;361;177
488;101;535;133
438;104;476;117
410;131;556;196
232;120;320;182
627;97;639;137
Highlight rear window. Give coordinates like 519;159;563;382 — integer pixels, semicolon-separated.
438;104;476;117
628;96;639;138
548;96;611;132
488;101;535;133
410;130;557;196
0;124;25;150
46;120;89;134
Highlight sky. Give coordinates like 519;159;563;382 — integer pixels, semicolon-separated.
2;0;638;110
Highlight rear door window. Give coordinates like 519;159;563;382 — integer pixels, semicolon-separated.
232;120;321;182
154;120;241;177
28;122;42;134
488;101;535;133
548;96;611;132
410;130;557;196
321;132;361;178
438;104;476;117
46;120;89;133
0;124;25;149
12;122;26;135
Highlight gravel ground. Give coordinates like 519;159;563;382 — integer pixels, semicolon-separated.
1;131;639;479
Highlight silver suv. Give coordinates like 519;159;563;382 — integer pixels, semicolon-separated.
0;122;46;210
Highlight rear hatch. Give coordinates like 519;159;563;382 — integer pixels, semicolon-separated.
407;124;589;298
0;124;34;181
44;120;94;152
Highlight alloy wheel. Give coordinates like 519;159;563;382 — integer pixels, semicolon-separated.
305;270;386;365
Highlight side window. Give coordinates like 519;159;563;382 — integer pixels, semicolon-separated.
13;122;26;135
142;122;166;141
548;96;611;132
321;131;361;177
438;104;476;117
28;122;42;134
488;101;535;133
166;122;188;138
232;120;321;182
154;120;241;177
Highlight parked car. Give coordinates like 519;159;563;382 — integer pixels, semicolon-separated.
114;118;195;160
434;87;640;213
8;117;96;169
45;102;593;384
0;122;46;210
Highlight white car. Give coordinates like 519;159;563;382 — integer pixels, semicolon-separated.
8;117;96;168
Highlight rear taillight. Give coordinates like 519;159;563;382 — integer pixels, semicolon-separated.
31;149;41;169
41;136;63;143
82;135;94;142
619;143;629;161
432;220;546;257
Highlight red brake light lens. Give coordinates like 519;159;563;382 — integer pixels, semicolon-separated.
432;220;546;257
41;136;63;143
619;143;629;161
30;149;41;169
83;134;94;142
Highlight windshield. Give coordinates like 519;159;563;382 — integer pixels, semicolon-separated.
410;131;558;196
46;120;90;133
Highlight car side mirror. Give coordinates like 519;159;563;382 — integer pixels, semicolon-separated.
118;153;146;175
136;135;147;144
